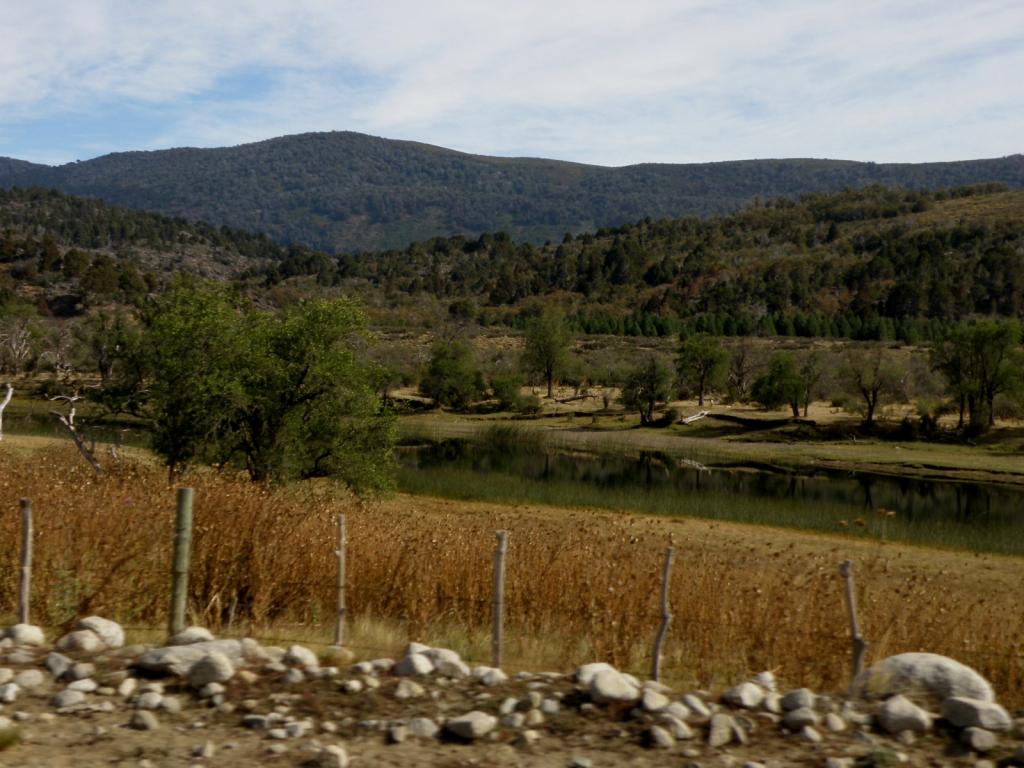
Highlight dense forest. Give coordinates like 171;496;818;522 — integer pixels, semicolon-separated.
2;184;1023;346
1;131;1022;252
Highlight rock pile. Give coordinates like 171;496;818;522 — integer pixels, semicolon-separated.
0;618;1022;767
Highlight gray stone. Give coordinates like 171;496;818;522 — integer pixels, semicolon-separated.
751;670;777;692
646;725;675;748
66;662;94;682
724;681;764;709
780;688;815;711
783;706;820;730
159;695;182;714
169;626;215;645
761;692;782;714
525;709;544;726
199;682;225;698
855;653;993;704
117;677;137;698
67;678;98;693
13;669;44;689
942;697;1011;732
136;640;244;677
188;651;235;687
515;729;541;747
285;720;310;738
192;741;216;758
242;714;268;730
283;644;319;669
55;629;104;654
50;692;84;708
663;701;691;720
318;745;349;768
393;653;434;677
408;716;440;739
824;759;854;768
129;710;160;730
445;711;497;740
707;712;736;748
500;712;525;728
45;652;72;679
267;727;288;739
541;698;561;715
77;617;124;649
6;650;35;665
589;669;639;704
341;679;363;694
877;694;932;734
135;691;163;710
281;668;305;685
658;714;694;740
5;623;45;646
0;683;17;703
388;723;409;743
961;726;997;753
479;667;508;686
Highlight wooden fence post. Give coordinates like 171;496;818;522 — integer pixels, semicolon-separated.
492;530;509;668
839;559;868;693
651;546;675;682
18;498;33;625
169;488;194;637
334;512;347;646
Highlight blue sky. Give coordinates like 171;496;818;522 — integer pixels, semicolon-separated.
1;0;1022;167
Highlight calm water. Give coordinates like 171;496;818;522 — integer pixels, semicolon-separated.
397;440;1024;554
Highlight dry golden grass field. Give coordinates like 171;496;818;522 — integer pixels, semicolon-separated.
1;437;1022;707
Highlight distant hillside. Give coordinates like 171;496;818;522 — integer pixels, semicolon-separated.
1;132;1022;252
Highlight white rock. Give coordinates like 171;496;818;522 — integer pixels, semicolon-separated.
751;671;777;692
136;640;244;676
724;681;764;709
575;662;616;686
642;688;670;712
281;668;305;685
658;714;693;740
476;666;508;686
52;689;86;708
394;653;434;677
55;629;104;654
408;716;440;739
445;711;497;740
283;644;319;669
0;683;18;703
942;697;1011;732
5;624;45;646
188;652;235;687
0;669;11;685
855;653;993;704
318;744;349;768
801;725;822;743
76;617;124;649
68;679;98;693
707;712;735;747
683;693;711;719
117;677;137;698
647;725;675;748
395;679;425;699
878;695;933;734
341;679;363;694
130;710;159;731
516;728;541;747
663;701;691;720
825;712;847;732
961;726;997;752
169;626;215;645
45;653;71;679
14;669;44;688
589;669;640;704
135;691;163;710
404;642;432;656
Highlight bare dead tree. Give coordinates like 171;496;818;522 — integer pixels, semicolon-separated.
49;392;103;475
0;382;12;441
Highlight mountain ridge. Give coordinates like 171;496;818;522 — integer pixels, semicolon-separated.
1;131;1022;252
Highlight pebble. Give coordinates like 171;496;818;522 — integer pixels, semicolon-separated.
961;726;997;753
707;713;735;748
281;668;305;685
52;689;86;709
408;717;440;739
394;679;425;699
192;741;216;758
780;688;815;711
445;711;497;740
801;725;823;743
646;725;675;748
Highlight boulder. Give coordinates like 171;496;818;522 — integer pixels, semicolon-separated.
941;697;1011;731
445;711;497;740
723;681;764;709
782;707;820;730
781;688;815;711
589;669;640;704
877;694;932;734
168;626;214;646
282;644;319;669
855;653;993;705
407;716;439;738
574;662;616;686
961;726;997;753
5;624;45;646
135;640;244;677
55;630;104;654
188;652;235;687
76;617;124;649
394;653;434;677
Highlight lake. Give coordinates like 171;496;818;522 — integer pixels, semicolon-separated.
397;440;1024;555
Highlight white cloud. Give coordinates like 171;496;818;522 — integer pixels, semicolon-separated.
0;0;1021;164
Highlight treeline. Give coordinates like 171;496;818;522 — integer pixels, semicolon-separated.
271;183;1024;342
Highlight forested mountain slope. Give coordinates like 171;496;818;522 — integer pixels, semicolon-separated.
2;131;1022;252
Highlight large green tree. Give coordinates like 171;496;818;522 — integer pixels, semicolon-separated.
620;356;674;426
751;352;803;417
522;309;573;398
420;339;485;411
840;347;904;428
677;333;728;406
138;279;394;488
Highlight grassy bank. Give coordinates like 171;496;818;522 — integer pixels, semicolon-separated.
1;438;1021;704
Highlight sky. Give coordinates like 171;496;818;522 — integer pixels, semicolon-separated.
0;0;1022;167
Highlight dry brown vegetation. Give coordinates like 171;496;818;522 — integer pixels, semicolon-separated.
1;439;1022;705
